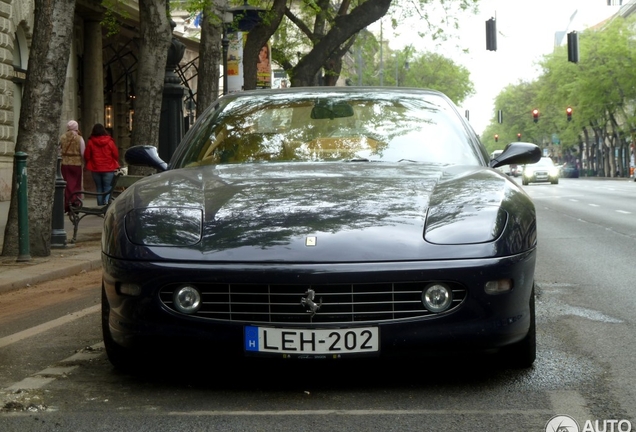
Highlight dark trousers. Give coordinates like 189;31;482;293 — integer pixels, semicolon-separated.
61;164;83;213
91;171;115;205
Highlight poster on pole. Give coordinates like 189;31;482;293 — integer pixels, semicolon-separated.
227;32;243;94
256;42;271;88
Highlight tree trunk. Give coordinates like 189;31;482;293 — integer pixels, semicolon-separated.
196;0;224;114
1;0;77;257
582;127;591;176
291;0;392;87
243;0;288;91
130;0;172;167
608;136;616;177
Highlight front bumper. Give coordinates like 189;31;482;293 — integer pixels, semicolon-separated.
525;170;557;183
102;250;536;359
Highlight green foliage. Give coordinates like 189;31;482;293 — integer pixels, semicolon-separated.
266;0;479;84
342;41;474;105
101;0;131;37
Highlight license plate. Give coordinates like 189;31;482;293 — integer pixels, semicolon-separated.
244;326;379;358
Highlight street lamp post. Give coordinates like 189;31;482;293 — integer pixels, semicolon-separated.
222;27;229;95
158;8;186;162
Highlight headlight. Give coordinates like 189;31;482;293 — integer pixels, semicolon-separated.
125;207;203;246
424;206;507;245
549;168;559;177
422;283;453;313
173;285;201;314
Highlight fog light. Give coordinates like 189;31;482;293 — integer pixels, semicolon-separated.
484;279;513;294
119;283;142;296
422;283;452;313
173;285;201;314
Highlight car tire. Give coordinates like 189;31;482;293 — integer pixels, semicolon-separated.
500;286;536;368
101;285;140;372
522;179;529;186
551;178;558;184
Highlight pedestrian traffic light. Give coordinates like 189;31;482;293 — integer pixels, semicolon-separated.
486;18;497;51
517;133;521;141
566;106;573;121
494;134;499;142
532;109;539;123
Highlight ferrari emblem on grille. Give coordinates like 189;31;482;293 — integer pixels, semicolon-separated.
301;289;322;316
305;236;317;246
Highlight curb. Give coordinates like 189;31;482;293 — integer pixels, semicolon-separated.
0;250;101;295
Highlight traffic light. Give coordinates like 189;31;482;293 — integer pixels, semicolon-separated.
532;109;539;123
486;18;497;51
566;106;573;121
567;31;579;63
517;133;521;141
494;134;499;142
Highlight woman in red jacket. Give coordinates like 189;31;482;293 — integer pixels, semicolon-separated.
84;123;120;205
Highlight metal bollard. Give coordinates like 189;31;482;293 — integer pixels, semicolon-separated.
15;152;31;262
51;156;67;248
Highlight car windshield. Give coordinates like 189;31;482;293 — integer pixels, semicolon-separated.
172;90;484;168
535;157;555;167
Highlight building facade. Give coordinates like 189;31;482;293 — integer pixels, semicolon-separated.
0;0;32;200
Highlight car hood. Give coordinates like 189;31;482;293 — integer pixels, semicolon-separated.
103;163;536;262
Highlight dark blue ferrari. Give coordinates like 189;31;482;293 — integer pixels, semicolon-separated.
101;88;541;370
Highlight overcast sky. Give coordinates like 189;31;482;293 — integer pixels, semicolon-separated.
373;0;623;135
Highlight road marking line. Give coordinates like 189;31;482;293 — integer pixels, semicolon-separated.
5;377;56;391
569;199;579;202
616;210;631;214
0;305;100;349
166;409;554;416
588;204;599;207
1;342;104;401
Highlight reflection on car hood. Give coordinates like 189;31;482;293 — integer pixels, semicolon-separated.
105;163;535;262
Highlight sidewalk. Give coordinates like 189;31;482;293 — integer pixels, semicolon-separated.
0;200;103;295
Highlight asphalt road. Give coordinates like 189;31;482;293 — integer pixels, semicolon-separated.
0;178;634;431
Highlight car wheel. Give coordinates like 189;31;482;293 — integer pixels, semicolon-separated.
551;178;559;184
500;286;536;368
101;285;140;372
522;178;529;186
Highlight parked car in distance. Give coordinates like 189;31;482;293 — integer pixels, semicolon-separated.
522;156;559;185
101;87;542;371
560;162;580;178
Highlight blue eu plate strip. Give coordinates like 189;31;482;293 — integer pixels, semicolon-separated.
245;326;259;352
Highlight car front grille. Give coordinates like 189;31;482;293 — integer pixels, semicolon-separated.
159;282;467;324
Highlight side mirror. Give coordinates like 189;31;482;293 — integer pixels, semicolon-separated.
125;145;168;172
490;142;541;168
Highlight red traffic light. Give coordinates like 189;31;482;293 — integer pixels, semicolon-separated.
532;109;539;123
566;106;573;121
494;134;499;142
